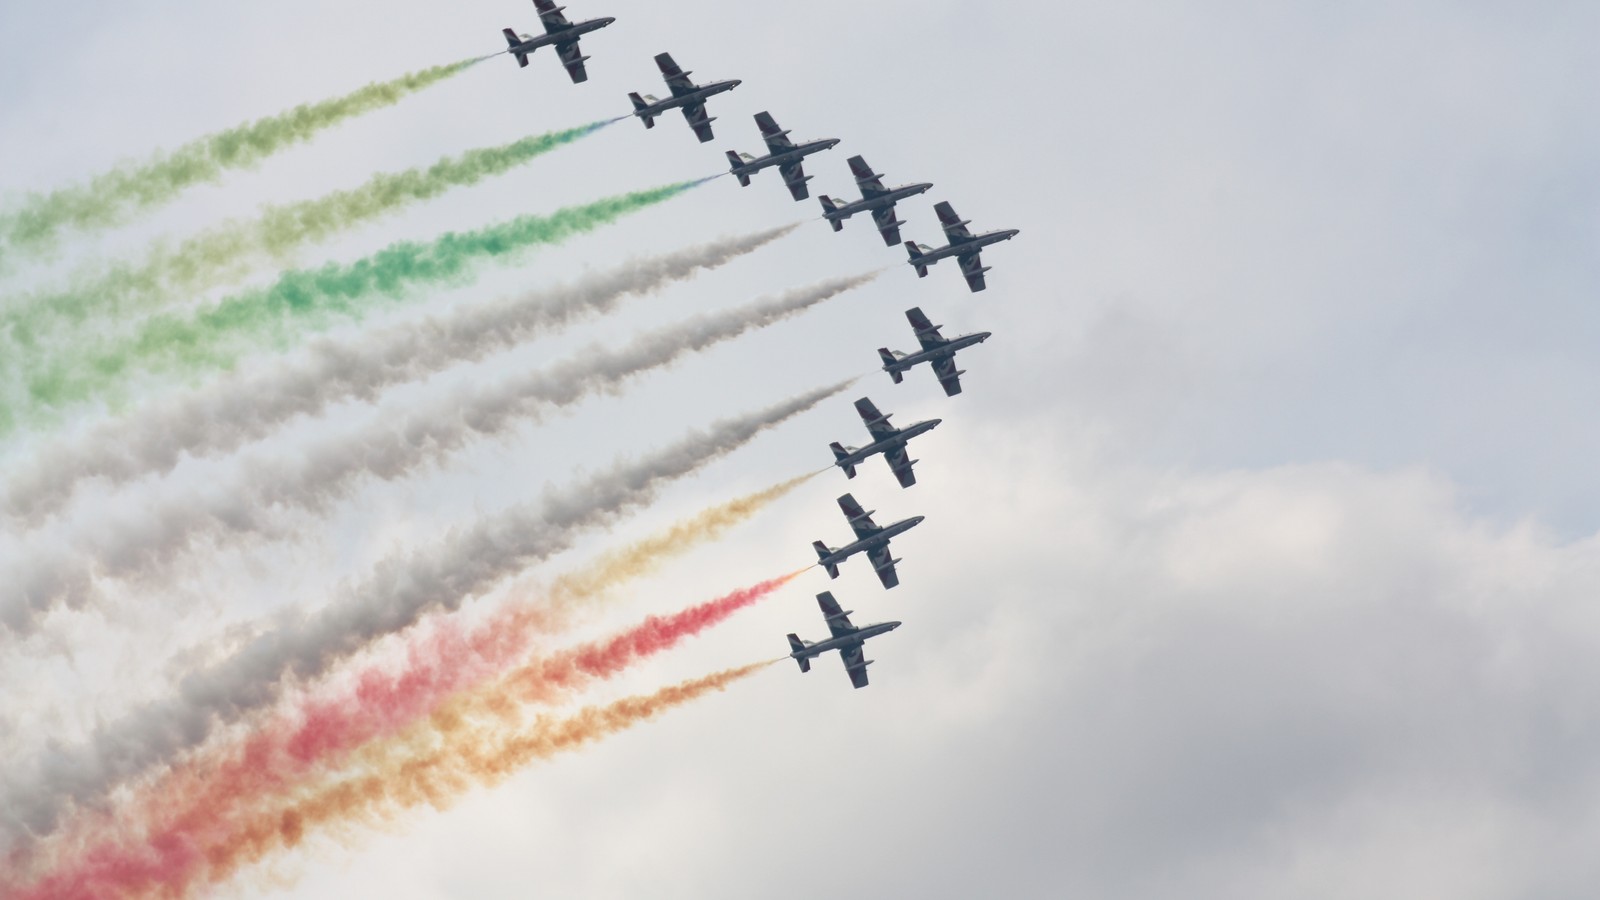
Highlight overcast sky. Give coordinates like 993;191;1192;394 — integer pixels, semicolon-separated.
3;0;1600;897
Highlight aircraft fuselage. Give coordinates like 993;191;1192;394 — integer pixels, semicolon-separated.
885;333;992;375
915;229;1021;265
509;16;614;54
731;138;841;176
826;182;934;221
637;79;741;116
818;516;925;570
791;621;902;661
836;419;941;469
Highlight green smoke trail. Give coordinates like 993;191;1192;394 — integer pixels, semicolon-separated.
3;179;706;437
1;120;613;350
0;56;485;258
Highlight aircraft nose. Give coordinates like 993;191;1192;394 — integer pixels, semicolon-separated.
929;418;943;428
731;79;743;87
912;516;926;525
889;621;904;630
977;332;993;341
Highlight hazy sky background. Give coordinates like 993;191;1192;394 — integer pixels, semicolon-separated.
3;1;1600;897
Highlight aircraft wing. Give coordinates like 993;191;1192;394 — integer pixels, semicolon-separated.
840;644;870;689
681;101;715;142
935;201;976;242
816;591;857;638
555;40;589;83
905;307;947;351
848;155;888;198
837;494;879;538
931;355;964;396
958;251;988;292
867;544;900;589
755;111;795;151
854;397;897;442
884;445;917;488
778;162;810;200
655;52;699;97
534;0;573;30
870;205;903;246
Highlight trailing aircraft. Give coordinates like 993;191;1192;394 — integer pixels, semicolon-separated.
627;52;741;142
725;112;840;201
829;397;940;488
904;201;1020;292
817;156;932;246
878;307;991;397
786;591;901;689
812;493;924;589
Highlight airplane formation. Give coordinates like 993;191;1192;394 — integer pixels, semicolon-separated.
502;0;1019;689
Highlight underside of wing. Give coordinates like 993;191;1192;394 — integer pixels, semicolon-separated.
871;204;903;246
534;0;573;30
838;494;879;538
854;397;896;441
936;200;976;243
885;445;917;488
932;355;964;396
779;161;810;200
959;251;988;292
656;52;698;96
683;102;715;142
756;111;796;151
841;644;870;689
906;307;947;351
849;155;888;198
868;544;900;589
556;40;588;83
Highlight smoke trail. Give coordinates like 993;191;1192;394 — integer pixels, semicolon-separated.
6;663;769;900
1;226;800;520
0;384;844;843
5;179;707;437
0;56;487;258
12;571;798;897
1;121;615;347
1;276;871;624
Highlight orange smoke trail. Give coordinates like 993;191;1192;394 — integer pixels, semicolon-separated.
5;478;811;899
215;663;770;897
9;574;799;899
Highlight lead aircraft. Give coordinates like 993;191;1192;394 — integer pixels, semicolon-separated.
786;592;902;689
818;156;933;246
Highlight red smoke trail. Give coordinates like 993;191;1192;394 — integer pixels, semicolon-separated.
8;573;800;900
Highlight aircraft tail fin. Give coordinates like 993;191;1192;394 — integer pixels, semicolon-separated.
628;92;655;127
905;241;928;278
829;443;856;478
726;151;751;185
813;541;840;578
819;196;845;231
877;348;904;382
503;29;531;67
787;634;811;672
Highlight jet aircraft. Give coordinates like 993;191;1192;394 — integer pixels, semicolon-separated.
812;493;924;589
830;397;940;488
786;592;902;690
501;0;615;83
878;307;991;397
725;112;840;201
627;52;741;142
904;201;1021;292
817;156;932;246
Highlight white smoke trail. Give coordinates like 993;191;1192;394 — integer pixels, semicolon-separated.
0;273;872;635
0;382;849;847
0;226;799;521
